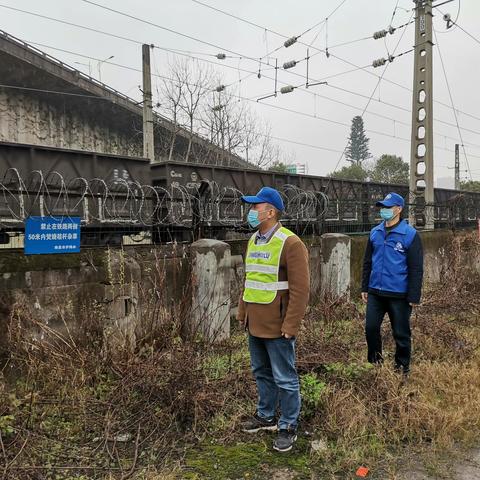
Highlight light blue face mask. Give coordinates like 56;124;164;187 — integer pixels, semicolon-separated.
247;210;261;228
380;208;395;221
247;208;270;228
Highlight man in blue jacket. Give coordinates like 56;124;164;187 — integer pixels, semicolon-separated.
361;192;424;374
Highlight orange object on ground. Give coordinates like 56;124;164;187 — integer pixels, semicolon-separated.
356;466;370;477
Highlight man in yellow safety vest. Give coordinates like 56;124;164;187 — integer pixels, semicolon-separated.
237;186;310;452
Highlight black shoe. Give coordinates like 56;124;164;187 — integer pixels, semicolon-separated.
273;428;297;452
394;364;410;376
241;413;277;433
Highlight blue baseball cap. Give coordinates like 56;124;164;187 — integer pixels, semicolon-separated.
376;192;405;208
241;186;284;211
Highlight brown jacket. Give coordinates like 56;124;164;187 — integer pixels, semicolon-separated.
236;224;310;338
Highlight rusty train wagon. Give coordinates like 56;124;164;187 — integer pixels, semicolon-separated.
1;141;480;245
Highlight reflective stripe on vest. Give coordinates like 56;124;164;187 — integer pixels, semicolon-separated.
244;280;289;291
245;264;278;274
243;226;294;304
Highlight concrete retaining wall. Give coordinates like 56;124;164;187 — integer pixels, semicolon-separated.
0;244;190;352
0;229;477;349
350;229;480;295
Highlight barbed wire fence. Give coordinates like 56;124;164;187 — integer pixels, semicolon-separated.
0;168;478;248
0;169;330;227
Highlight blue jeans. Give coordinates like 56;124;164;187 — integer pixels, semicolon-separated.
248;334;301;430
365;293;413;372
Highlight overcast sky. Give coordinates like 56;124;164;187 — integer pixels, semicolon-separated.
2;0;480;185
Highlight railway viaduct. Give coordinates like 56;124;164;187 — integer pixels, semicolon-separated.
0;29;250;168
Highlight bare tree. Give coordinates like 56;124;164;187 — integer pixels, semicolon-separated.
158;60;287;169
177;60;214;162
201;90;282;168
158;59;188;161
243;120;283;169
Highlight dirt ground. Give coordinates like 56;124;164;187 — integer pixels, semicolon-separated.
400;448;480;480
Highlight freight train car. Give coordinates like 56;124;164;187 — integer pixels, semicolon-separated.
0;141;150;245
1;141;479;246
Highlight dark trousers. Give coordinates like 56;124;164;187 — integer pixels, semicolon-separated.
365;293;413;372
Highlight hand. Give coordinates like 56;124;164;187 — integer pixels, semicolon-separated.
282;332;292;339
409;302;419;307
361;292;368;303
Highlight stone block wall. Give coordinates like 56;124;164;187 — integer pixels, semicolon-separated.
0;229;477;351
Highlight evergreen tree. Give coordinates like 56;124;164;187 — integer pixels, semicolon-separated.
345;116;371;166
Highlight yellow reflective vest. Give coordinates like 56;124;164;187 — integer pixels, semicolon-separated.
243;226;295;304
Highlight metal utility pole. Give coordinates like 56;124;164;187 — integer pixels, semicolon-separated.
454;143;460;190
142;44;155;163
409;0;434;229
97;55;114;83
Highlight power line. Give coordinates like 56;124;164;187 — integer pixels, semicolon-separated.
23;39;275;91
0;83;125;100
3;81;480;163
21;37;480;154
322;35;373;51
3;14;411;127
7;1;479;150
0;83;411;142
327;83;480;141
433;27;472;180
453;21;480;45
191;0;349;54
3;4;480;176
185;0;480;124
76;0;415;99
269;135;344;155
5;0;478;130
79;0;281;72
327;3;413;175
4;3;480;154
25;40;391;125
78;0;388;100
0;83;346;158
18;40;386;122
0;6;244;63
0;3;324;97
0;4;143;46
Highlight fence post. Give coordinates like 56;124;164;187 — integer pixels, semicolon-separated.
190;239;231;342
320;233;351;299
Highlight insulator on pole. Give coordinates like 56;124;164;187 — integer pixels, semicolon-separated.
216;85;226;92
373;29;388;39
372;57;387;68
284;36;298;48
283;60;297;70
443;13;453;29
212;104;224;111
216;53;226;60
280;85;295;94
